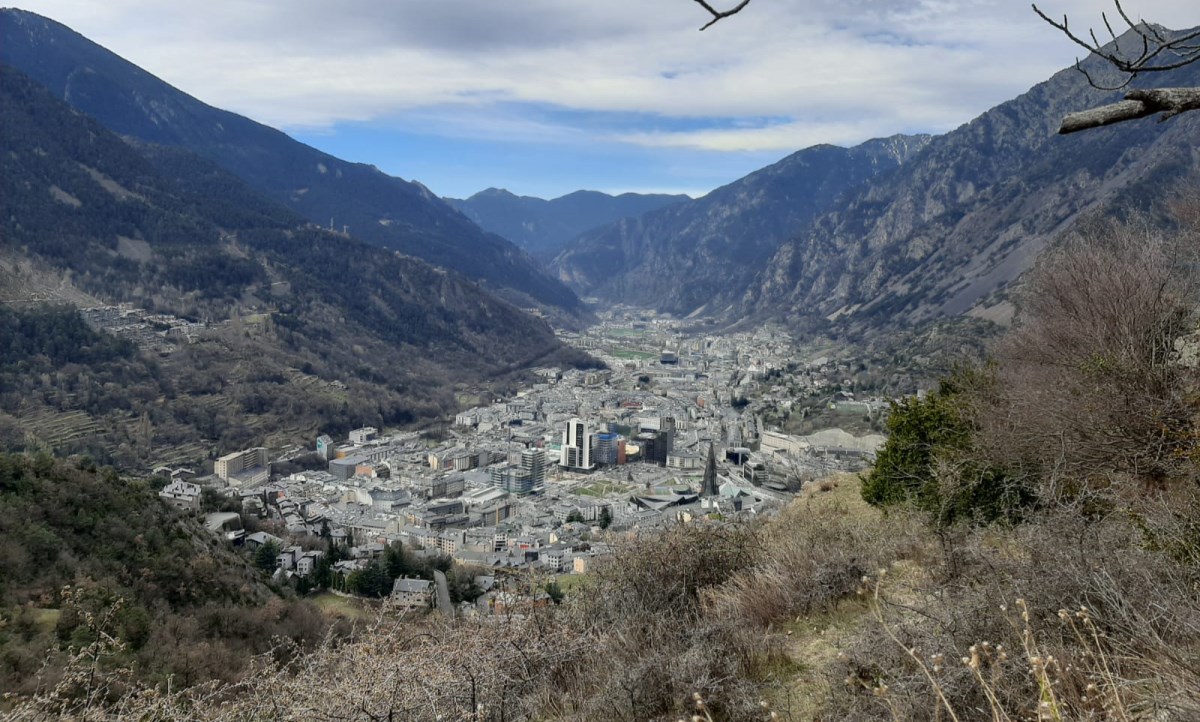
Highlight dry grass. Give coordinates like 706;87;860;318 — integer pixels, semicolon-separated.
797;473;873;515
28;608;61;633
553;574;592;594
704;473;926;627
769;597;874;720
311;591;372;621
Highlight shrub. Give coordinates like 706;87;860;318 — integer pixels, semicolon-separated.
825;508;1200;721
861;372;1032;526
977;215;1200;501
706;484;923;628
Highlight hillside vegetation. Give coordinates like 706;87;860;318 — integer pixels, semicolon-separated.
0;454;331;699
8;202;1200;722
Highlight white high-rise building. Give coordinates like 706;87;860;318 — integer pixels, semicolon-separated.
489;448;548;495
560;418;594;471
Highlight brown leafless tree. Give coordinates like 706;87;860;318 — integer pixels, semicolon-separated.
1033;1;1200;133
969;211;1200;501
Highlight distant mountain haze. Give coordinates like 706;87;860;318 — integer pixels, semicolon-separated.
0;8;586;322
550;135;933;316
445;188;689;259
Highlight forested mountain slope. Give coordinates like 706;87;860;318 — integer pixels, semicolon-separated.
0;8;586;321
0;64;594;468
0;452;331;695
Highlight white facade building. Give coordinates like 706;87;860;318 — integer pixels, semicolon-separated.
560;418;594;471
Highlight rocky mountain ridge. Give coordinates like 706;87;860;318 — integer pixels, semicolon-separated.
550;29;1200;331
550;134;932;315
744;31;1200;330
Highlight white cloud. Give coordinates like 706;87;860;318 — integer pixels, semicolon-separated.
14;0;1200;151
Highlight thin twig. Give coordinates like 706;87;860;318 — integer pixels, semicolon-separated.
692;0;751;30
1032;1;1200;90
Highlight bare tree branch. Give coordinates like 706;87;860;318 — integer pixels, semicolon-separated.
1058;87;1200;133
693;0;751;30
1032;1;1200;90
1033;1;1200;131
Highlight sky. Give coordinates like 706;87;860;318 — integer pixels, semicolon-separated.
12;0;1200;199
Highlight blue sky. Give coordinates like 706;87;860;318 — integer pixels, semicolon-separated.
16;0;1200;199
290;105;789;199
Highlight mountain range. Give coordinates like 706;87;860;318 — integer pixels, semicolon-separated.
550;135;932;315
548;28;1200;330
6;8;1195;343
2;7;1198;387
743;32;1200;331
445;188;688;259
0;8;585;322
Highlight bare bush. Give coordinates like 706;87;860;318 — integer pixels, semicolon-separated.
5;599;587;722
826;509;1200;721
971;213;1200;501
561;522;775;721
575;522;759;628
705;488;925;628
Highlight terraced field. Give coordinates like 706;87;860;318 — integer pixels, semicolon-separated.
22;406;113;447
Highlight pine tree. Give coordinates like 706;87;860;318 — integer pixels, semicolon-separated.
254;541;280;572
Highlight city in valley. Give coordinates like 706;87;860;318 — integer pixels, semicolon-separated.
7;3;1200;718
155;307;895;611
